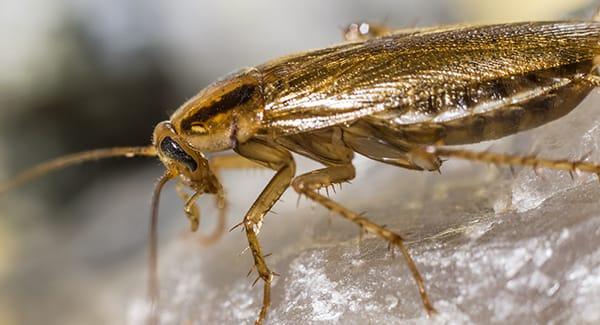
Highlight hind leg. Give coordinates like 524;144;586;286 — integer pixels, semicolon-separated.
419;146;600;177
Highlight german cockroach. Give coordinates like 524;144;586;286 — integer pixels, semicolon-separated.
4;8;600;325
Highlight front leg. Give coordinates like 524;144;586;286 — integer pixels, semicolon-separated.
175;181;227;245
234;139;296;324
176;155;266;244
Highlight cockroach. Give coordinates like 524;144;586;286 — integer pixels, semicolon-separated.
3;8;600;325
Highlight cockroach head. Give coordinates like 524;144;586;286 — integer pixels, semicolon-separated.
152;121;221;194
169;67;265;152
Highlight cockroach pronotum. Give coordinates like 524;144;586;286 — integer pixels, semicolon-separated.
3;7;600;325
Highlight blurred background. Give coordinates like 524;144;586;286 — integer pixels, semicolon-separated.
0;0;597;324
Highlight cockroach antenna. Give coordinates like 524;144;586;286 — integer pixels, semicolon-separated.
0;146;157;194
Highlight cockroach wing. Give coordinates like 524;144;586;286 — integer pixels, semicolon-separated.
257;22;600;143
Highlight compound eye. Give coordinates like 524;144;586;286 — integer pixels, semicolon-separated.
160;136;198;171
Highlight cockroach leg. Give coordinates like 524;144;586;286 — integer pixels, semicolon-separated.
583;74;600;86
177;155;264;245
208;153;265;218
175;182;201;232
175;181;226;245
291;164;437;316
425;146;600;177
183;192;202;232
235;139;296;325
343;19;431;42
172;154;264;245
343;22;392;41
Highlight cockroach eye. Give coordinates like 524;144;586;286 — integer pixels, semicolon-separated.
160;136;198;171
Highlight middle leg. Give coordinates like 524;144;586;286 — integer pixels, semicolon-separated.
291;163;436;316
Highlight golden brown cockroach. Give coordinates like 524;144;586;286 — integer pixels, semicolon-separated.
4;8;600;324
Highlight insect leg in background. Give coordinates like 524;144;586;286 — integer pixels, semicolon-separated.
343;22;392;41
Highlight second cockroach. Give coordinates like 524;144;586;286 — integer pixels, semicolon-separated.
4;8;600;325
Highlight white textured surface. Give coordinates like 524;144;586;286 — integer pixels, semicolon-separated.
125;93;600;324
